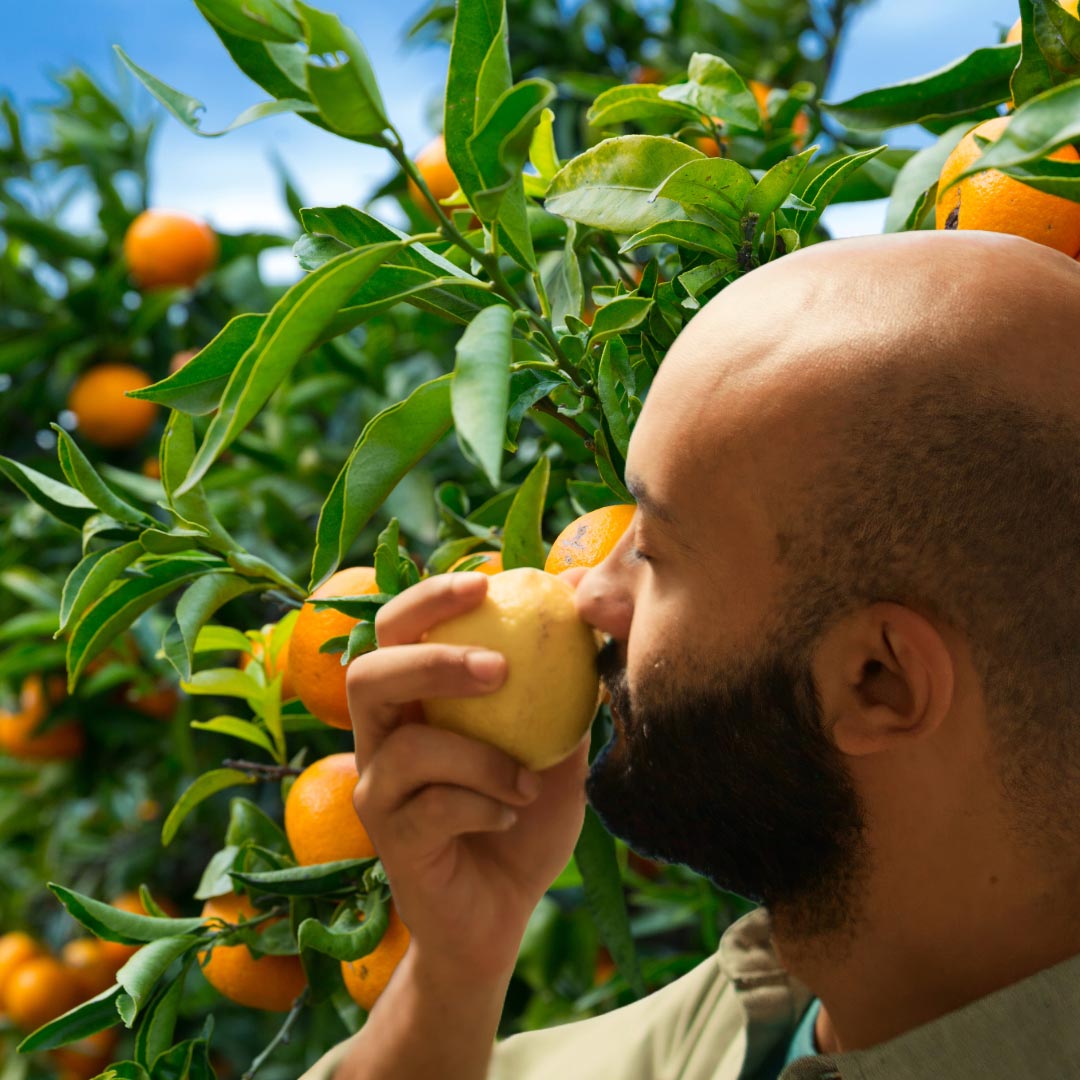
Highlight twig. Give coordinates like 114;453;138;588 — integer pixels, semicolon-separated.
530;397;593;446
223;759;303;779
243;987;310;1079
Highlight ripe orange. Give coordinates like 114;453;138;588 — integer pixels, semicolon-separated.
289;566;379;730
2;955;84;1032
340;902;411;1012
125;680;179;720
0;932;44;1010
284;753;376;866
97;891;179;970
199;892;307;1012
1007;0;1079;42
67;364;157;449
544;504;637;574
141;457;161;480
0;674;83;761
242;622;296;699
696;81;810;156
407;134;471;225
448;551;503;574
936;116;1080;257
123;209;219;290
50;1029;118;1080
61;938;119;999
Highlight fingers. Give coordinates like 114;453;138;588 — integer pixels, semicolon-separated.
374;571;490;648
348;642;507;767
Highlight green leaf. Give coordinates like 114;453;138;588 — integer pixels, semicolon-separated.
162;768;257;846
311;593;393;619
116;936;202;1020
745;145;818;227
114;46;316;136
298;892;389;961
546;136;703;234
233;858;375;895
296;1;388;139
501;455;550;570
589;296;654;343
597;340;633;457
821;44;1018;130
16;985;124;1053
196;0;304;43
58;542;144;634
528;106;560;184
195;625;254;654
793;145;886;241
649;156;756;223
542;221;583;330
54;429;155;526
998;156;1080;199
225;797;289;850
179;241;405;494
66;557;217;688
619;219;737;257
49;885;205;944
660;53;761;134
190;715;277;755
311;375;452;589
586;83;700;129
374;518;402;595
574;805;645;997
0;456;94;531
453;305;514;489
181;666;265;700
884;124;971;232
133;975;185;1069
592;427;633;502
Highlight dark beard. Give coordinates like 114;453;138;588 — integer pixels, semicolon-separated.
585;637;871;941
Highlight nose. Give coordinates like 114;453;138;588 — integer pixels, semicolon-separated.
573;553;634;642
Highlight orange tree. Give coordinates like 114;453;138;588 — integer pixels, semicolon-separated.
3;0;1080;1075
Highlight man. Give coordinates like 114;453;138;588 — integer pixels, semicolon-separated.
301;230;1080;1079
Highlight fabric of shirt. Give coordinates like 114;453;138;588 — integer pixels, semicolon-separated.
756;998;822;1080
298;905;1080;1080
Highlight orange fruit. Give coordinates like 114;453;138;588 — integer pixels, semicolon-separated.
696;81;810;156
1007;0;1079;42
936;116;1080;257
0;674;83;761
2;955;84;1032
51;1029;118;1080
544;504;637;574
629;64;664;84
448;551;503;575
289;566;379;730
61;938;119;999
125;680;179;720
340;902;411;1012
97;891;179;971
594;945;616;986
199;892;306;1012
406;135;472;225
141;457;161;480
67;364;157;449
242;623;296;700
284;753;376;866
0;932;44;1010
123;209;218;290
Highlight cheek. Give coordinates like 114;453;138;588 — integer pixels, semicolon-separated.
626;585;692;689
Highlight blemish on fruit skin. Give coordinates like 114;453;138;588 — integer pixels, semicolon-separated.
945;205;960;230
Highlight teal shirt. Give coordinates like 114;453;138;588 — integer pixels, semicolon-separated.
756;998;821;1079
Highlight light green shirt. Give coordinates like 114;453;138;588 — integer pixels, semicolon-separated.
300;905;1080;1079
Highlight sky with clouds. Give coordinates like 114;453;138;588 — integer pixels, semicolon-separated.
6;0;1020;282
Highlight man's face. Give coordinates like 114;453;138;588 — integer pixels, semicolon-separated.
576;350;870;938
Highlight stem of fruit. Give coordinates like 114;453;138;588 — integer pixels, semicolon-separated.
223;758;303;779
530;396;593;445
243;987;309;1079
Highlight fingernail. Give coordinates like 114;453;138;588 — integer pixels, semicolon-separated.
517;768;541;799
465;649;504;684
452;572;485;593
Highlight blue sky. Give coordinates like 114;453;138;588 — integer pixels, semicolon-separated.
6;0;1021;281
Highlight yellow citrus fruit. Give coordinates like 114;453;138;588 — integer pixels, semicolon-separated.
340;903;411;1012
0;932;44;1011
696;81;810;156
61;938;119;999
448;551;503;575
123;209;219;290
97;891;179;971
544;504;636;574
421;567;601;770
406;134;475;226
936;116;1080;257
2;955;84;1032
199;892;307;1012
51;1029;118;1080
67;364;157;449
0;674;83;761
290;566;380;730
1007;0;1079;42
242;622;296;700
284;753;376;866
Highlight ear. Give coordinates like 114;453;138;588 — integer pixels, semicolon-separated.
811;602;955;757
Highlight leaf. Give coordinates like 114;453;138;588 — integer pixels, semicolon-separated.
374;518;401;595
884;124;971;232
546;136;703;234
619;220;737;257
793;145;886;240
542;221;583;330
311;375;452;589
54;429;155;526
165;571;262;681
745;146;818;228
16;985;124;1053
501;455;550;570
586;83;700;129
190;716;277;756
195;0;304;43
114;46;316;136
116;936;202;1019
179;241;405;494
232;858;375;895
298;892;389;961
311;593;393;619
225;797;289;850
821;44;1018;130
58;542;143;634
649;156;756;223
453;305;514;489
574;805;645;996
0;456;94;531
161;768;257;846
998;156;1080;199
296;1;388;139
181;667;265;700
659;53;761;134
597;340;633;457
132;975;185;1068
49;885;205;944
194;625;254;654
66;557;217;688
528;106;560;184
592;427;633;502
589;296;653;342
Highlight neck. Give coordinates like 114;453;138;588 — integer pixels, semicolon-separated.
772;861;1080;1055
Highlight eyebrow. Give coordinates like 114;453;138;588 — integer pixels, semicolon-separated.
625;475;677;526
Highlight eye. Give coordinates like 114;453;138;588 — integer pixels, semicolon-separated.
628;545;653;564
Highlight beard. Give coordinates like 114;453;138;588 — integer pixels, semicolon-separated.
585;634;871;942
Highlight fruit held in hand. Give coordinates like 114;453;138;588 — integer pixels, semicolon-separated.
422;567;601;770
